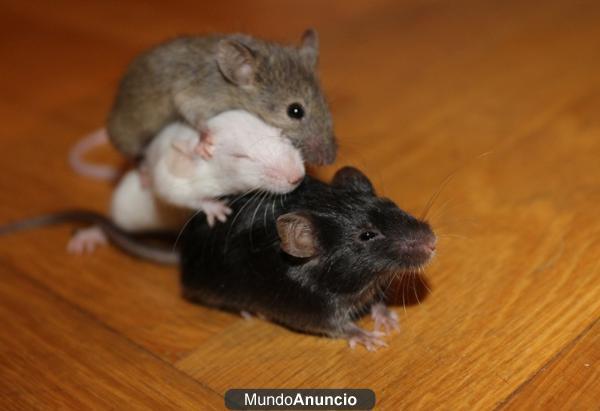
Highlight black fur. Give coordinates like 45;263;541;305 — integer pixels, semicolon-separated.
180;167;435;338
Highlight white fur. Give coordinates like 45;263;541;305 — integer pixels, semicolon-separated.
110;171;191;231
110;110;305;230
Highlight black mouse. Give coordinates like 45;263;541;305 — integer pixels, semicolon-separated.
180;167;436;350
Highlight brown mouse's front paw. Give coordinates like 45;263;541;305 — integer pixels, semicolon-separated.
371;302;400;335
195;128;215;160
344;324;388;352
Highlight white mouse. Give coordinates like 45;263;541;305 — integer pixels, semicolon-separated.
110;109;306;230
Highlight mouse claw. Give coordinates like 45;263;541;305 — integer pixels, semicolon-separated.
195;129;214;160
67;226;108;255
371;302;400;335
198;198;232;226
344;324;388;352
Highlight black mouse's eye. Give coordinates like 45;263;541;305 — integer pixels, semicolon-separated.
287;103;305;120
359;231;379;241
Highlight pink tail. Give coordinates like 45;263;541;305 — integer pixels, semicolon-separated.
68;128;119;181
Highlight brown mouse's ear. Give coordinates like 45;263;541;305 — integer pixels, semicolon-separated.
276;212;319;258
216;40;256;87
332;166;375;194
299;28;319;68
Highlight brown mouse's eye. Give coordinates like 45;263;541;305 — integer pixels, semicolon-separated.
359;231;378;241
287;103;305;120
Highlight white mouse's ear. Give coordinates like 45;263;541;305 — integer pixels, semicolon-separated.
299;28;319;68
332;166;375;194
276;212;319;258
216;40;256;87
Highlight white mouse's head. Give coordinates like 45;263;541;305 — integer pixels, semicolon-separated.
209;110;306;194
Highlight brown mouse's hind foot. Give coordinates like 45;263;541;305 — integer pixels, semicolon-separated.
371;302;400;335
67;226;108;254
342;323;388;352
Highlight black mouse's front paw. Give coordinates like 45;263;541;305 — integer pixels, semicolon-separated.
371;302;400;335
343;323;388;352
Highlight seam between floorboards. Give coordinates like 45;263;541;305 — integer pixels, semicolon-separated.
493;316;600;410
1;256;224;402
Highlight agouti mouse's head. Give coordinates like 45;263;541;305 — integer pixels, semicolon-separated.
216;29;337;166
276;167;436;294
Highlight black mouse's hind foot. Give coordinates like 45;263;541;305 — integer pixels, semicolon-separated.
340;323;388;352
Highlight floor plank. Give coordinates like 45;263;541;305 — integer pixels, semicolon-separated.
0;265;222;409
0;0;599;409
501;320;599;410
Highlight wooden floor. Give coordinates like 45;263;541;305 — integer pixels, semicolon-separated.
0;0;598;409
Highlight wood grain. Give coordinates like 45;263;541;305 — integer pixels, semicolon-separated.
502;319;600;410
0;0;598;409
0;265;222;409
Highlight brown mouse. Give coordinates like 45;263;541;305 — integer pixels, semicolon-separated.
107;29;337;166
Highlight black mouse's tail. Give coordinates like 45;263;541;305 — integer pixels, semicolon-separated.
0;210;179;265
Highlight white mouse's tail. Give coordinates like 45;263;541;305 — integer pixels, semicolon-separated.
68;128;120;181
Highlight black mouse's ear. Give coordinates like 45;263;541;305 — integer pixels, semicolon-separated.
332;166;374;194
276;212;319;258
299;28;319;68
216;40;256;87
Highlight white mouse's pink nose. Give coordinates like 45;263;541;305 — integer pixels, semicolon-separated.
288;175;303;186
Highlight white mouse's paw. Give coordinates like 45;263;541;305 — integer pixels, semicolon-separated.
344;324;388;352
371;302;400;335
194;128;215;160
198;198;232;227
67;226;108;255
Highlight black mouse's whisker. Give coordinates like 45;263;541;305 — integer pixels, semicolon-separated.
401;271;408;315
435;232;470;240
420;172;456;221
421;150;494;221
416;268;432;294
412;271;422;306
381;270;399;298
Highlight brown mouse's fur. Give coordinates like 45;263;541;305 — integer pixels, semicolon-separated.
107;30;336;165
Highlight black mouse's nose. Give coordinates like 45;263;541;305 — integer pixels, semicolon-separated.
405;231;436;256
423;237;436;253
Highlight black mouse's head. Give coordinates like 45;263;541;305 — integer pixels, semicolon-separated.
276;167;436;295
216;29;337;166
